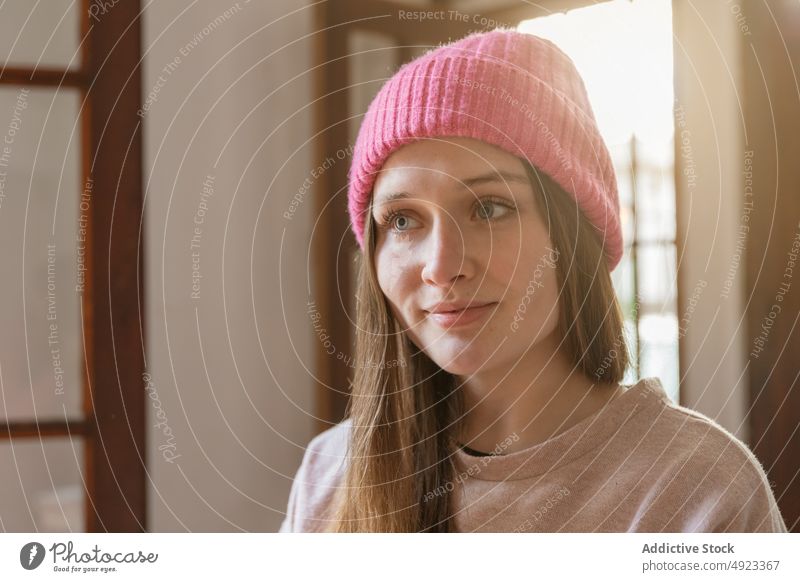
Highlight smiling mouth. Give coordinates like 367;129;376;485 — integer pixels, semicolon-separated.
424;302;498;328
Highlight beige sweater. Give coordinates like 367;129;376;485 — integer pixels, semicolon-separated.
279;377;787;532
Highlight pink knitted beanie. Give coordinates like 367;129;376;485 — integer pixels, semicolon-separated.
347;28;622;272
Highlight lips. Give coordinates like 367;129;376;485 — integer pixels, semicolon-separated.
425;300;495;314
424;301;498;328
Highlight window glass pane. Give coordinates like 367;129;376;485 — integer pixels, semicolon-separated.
0;87;83;422
618;317;638;385
637;242;677;311
609;141;633;205
611;247;636;319
638;134;674;167
620;202;635;249
635;138;676;244
0;1;80;70
610;142;636;245
610;253;640;384
639;312;679;403
0;437;86;531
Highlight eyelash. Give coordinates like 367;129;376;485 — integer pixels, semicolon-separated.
378;197;516;235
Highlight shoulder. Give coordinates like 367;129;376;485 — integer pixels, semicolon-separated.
305;418;352;475
641;387;786;532
279;419;351;533
657;397;767;486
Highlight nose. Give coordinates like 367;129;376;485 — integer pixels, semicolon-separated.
420;214;472;286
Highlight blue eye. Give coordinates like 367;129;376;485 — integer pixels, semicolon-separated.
394;215;411;230
380;209;418;233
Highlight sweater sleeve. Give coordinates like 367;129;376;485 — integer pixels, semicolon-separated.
692;425;789;533
713;454;788;533
645;402;789;533
278;456;304;532
277;420;350;533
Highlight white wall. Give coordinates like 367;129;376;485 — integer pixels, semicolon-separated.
142;0;316;531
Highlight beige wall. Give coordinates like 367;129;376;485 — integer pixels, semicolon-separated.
143;0;316;531
672;0;749;440
146;0;755;528
0;0;756;532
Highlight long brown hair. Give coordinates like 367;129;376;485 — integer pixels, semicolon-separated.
324;161;630;532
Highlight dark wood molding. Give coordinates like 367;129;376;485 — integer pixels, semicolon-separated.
312;2;356;432
332;0;474;44
83;0;146;532
741;0;800;532
0;420;90;439
0;67;87;87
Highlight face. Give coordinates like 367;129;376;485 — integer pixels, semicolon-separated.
371;137;562;378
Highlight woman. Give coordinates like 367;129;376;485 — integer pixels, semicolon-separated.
279;29;787;533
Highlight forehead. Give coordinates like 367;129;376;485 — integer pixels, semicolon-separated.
372;137;528;203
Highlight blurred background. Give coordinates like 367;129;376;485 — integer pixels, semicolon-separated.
0;0;798;532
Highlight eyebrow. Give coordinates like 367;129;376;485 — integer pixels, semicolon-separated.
373;169;530;205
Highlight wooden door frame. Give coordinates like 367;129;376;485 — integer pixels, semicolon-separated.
740;0;800;532
0;0;146;532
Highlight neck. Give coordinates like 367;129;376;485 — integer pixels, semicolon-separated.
456;333;621;455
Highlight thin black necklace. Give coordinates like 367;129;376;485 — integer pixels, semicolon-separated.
458;443;497;457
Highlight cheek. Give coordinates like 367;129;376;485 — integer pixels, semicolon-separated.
375;260;395;309
502;235;560;310
486;232;539;293
375;246;414;315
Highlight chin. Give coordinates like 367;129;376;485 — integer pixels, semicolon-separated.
406;326;503;375
437;360;482;377
426;343;495;377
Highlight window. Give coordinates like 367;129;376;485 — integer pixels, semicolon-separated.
519;0;680;402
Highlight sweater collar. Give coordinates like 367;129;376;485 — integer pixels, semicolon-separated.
451;377;669;481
